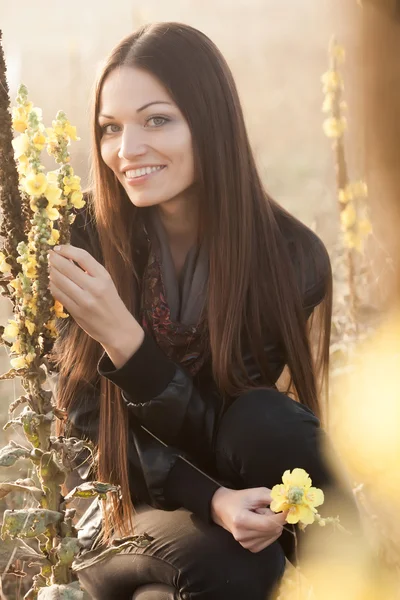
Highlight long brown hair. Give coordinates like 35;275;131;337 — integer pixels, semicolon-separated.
52;22;332;541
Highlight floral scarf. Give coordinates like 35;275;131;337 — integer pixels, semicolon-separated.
139;209;209;376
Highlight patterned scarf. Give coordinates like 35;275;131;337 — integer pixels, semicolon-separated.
139;210;209;376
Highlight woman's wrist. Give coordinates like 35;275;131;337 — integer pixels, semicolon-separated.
210;486;231;527
101;315;145;369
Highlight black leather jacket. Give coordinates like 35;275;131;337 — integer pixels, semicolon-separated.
56;206;331;544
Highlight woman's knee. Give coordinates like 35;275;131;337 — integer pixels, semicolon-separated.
215;388;331;489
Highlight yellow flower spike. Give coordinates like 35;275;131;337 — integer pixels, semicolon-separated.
32;132;46;151
48;228;60;246
270;468;325;527
323;116;347;139
44;184;62;206
25;319;35;335
70;191;85;209
24;172;48;197
0;252;12;273
2;320;19;342
46;206;60;221
340;203;357;230
12;133;30;159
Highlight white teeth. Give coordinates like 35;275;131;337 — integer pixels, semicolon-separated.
124;166;164;178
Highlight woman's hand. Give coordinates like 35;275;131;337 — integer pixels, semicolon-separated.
210;486;288;553
48;245;144;362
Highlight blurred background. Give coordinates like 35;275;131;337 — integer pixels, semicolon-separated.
1;0;361;233
1;0;400;597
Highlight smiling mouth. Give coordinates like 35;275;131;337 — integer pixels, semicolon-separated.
124;165;166;179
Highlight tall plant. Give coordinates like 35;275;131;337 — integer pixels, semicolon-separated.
0;31;150;600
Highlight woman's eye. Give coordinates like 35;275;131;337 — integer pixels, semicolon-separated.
101;124;121;134
146;116;169;127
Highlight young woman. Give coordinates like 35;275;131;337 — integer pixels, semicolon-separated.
48;21;354;600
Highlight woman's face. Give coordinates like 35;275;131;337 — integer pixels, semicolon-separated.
99;66;195;208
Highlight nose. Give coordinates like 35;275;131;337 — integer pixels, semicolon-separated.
117;125;147;160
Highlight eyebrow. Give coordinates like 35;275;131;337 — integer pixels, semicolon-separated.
99;101;173;120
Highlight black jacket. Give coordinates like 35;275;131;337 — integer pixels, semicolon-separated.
59;206;331;529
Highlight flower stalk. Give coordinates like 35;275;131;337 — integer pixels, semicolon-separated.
0;32;151;599
321;38;372;331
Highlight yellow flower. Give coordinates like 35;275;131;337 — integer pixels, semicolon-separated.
322;93;335;113
26;299;37;317
12;133;30;159
2;320;19;342
64;122;79;141
53;300;68;318
29;198;38;213
24;172;48;197
358;218;372;236
23;257;37;279
32;132;46;151
270;468;324;526
340;203;357;230
321;70;343;93
17;155;30;176
25;319;35;335
10;355;28;369
338;186;353;204
12;106;28;133
46;205;60;221
323;117;347;138
44;184;62;206
349;180;368;198
344;231;363;252
47;171;59;184
10;278;22;293
45;319;58;338
10;339;22;354
63;174;81;191
0;252;12;273
48;228;60;246
70;191;85;209
331;44;346;64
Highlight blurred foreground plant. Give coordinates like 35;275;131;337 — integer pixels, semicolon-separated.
0;32;151;599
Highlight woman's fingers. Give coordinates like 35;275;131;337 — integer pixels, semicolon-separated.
50;245;104;278
236;507;288;533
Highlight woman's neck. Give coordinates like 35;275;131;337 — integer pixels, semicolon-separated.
157;194;199;246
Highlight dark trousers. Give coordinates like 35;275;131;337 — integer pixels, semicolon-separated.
77;388;358;600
